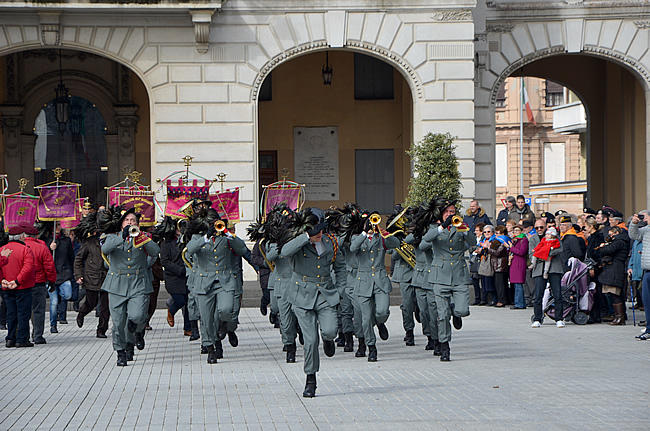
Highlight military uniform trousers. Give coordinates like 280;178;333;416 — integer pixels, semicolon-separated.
187;290;200;321
337;283;354;334
346;273;363;338
108;291;149;351
357;284;390;346
432;283;470;343
399;282;416;332
414;286;433;338
196;282;233;347
293;291;338;375
274;280;297;346
227;281;243;333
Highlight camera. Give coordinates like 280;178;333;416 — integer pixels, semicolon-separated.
639;214;645;220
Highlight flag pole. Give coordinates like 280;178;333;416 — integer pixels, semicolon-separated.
519;77;524;196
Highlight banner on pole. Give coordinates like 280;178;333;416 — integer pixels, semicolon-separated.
3;195;39;232
210;188;240;223
60;199;85;229
109;186;156;226
37;184;78;221
264;186;301;216
164;179;210;218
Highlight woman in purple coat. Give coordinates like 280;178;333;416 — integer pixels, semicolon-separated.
508;225;528;309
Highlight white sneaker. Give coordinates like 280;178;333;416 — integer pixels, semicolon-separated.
531;321;541;328
556;320;565;328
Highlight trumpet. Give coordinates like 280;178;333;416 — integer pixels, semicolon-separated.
451;215;463;228
214;220;226;232
369;214;381;225
128;225;140;237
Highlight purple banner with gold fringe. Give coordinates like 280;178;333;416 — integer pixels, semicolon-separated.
3;195;39;232
37;185;78;221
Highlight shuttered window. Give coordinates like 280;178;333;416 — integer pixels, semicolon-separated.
354;53;394;100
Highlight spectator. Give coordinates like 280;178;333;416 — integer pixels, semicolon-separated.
508;195;535;224
584;217;605;324
531;227;565;328
540;212;556;229
496;196;516;226
598;226;629;326
46;224;74;332
559;215;586;270
523;219;539;307
469;223;485;305
595;208;610;228
2;226;35;347
508;224;528;309
505;219;517;238
629;212;650;339
477;225;497;306
486;227;509;307
628;212;647;311
463;200;491;232
583;207;597;220
23;224;56;345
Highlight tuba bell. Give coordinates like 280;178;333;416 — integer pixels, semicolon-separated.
451;215;463;228
179;200;194;219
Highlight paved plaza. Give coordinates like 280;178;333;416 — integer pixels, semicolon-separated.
0;304;648;430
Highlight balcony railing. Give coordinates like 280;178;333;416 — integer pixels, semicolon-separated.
552;102;586;134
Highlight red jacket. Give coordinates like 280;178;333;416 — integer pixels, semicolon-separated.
25;237;57;284
1;241;36;290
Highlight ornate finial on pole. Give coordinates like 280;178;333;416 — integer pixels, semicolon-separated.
18;178;29;192
182;155;194;167
281;168;289;181
52;167;65;179
128;170;143;184
216;172;227;192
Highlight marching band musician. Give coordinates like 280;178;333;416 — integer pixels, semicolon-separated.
185;208;248;364
280;208;345;398
349;212;400;362
422;198;476;362
99;206;160;367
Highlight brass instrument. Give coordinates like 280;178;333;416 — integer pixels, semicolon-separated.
369;214;381;225
395;240;416;269
214;220;226;232
451;215;463;228
181;246;193;268
179;200;194;219
128;225;140;237
101;250;110;266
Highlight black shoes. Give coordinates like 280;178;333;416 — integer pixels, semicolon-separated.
355;338;366;357
116;350;127;367
34;339;47;345
260;303;267;316
200;345;208;354
343;332;354;352
452;315;463;330
336;331;345;347
323;339;336;357
16;341;34;348
377;323;389;341
286;343;296;363
303;374;317;398
217;321;228;340
134;331;145;350
215;340;224;359
5;340;15;348
433;340;441;357
50;326;58;334
404;329;415;346
125;343;135;361
189;321;200;341
439;342;450;362
269;312;278;325
96;331;107;339
425;336;434;351
207;344;218;364
127;319;137;333
76;314;84;328
227;331;238;347
367;345;378;362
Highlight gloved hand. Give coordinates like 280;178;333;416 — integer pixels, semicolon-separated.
206;225;216;238
122;225;131;240
441;214;454;229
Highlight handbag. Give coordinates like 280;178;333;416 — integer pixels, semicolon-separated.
478;255;494;277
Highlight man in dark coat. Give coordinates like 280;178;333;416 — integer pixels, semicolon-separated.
508;195;535;224
74;214;109;338
559;215;586;270
46;224;74;332
463;200;492;232
496;196;516;226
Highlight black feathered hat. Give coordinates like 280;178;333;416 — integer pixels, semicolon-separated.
154;216;178;242
74;212;98;240
98;205;126;234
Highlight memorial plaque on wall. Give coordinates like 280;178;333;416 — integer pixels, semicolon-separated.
294;127;339;201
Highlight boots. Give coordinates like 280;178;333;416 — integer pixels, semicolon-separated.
367;345;377;362
404;329;415;346
303;374;317;398
217;321;228;340
116;350;127;367
425;336;434;351
323;339;336;357
439;341;450;362
336;330;345;347
377;323;389;340
609;303;626;326
215;340;224;359
134;331;145;350
125;343;135;361
433;340;441;357
286;343;296;363
189;320;200;341
355;337;366;357
206;344;218;364
343;332;354;352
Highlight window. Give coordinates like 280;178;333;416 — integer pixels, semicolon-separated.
496;82;506;108
543;143;565;183
545;80;564;107
355;149;394;214
354;53;394;100
495;144;507;187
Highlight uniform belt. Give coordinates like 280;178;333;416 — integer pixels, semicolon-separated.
298;274;328;282
435;258;464;262
109;269;143;276
357;268;385;273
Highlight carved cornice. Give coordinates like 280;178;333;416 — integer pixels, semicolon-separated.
634;20;650;29
486;23;515;33
190;9;216;55
431;10;473;21
39;13;61;47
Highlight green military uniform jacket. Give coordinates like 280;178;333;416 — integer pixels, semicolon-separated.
281;233;345;309
266;242;293;299
350;232;400;297
405;233;433;288
101;233;160;297
186;233;248;294
422;224;476;286
389;249;413;283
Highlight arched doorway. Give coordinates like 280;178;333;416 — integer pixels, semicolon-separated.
257;50;414;214
0;48;151;200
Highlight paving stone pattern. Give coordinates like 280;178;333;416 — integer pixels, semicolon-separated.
0;305;648;430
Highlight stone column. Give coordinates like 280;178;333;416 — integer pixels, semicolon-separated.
113;104;138;183
0;105;27;191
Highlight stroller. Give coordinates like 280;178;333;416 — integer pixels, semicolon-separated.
533;257;596;325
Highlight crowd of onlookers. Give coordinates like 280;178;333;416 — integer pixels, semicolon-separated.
463;195;649;335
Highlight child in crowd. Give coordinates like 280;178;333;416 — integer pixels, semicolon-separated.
530;226;561;279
